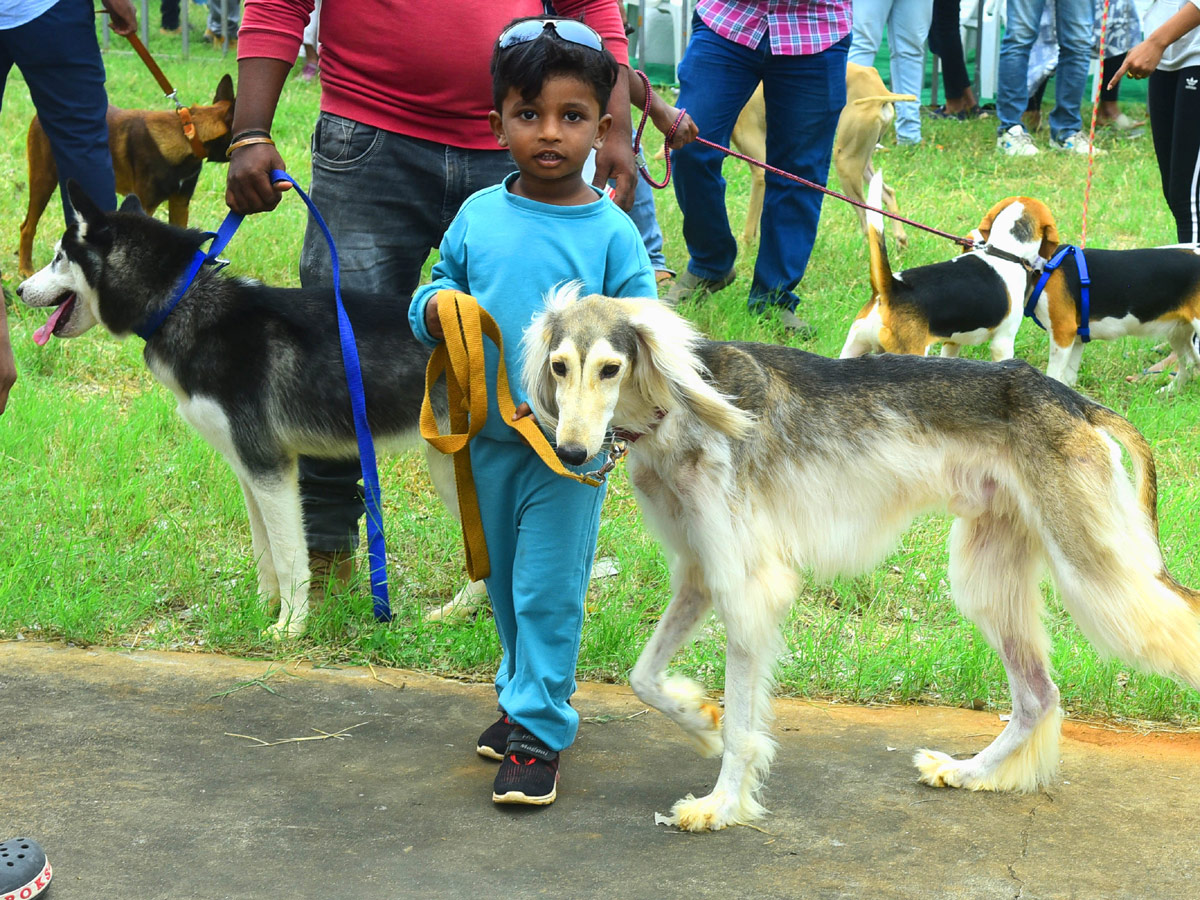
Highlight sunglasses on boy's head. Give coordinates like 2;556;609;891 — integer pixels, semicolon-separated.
496;19;604;52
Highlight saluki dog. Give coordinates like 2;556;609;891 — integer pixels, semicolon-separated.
522;284;1200;832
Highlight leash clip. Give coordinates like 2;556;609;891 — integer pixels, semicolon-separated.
590;439;627;484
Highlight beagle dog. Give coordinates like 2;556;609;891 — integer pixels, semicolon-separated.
1026;243;1200;392
840;173;1058;361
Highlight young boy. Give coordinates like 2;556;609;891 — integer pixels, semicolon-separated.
408;17;656;806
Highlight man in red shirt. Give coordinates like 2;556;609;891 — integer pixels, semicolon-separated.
224;0;638;602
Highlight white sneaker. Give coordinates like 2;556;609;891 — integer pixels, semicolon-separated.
1050;130;1106;155
997;125;1038;157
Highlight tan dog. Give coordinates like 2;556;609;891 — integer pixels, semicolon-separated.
18;74;236;277
653;65;913;245
734;64;916;245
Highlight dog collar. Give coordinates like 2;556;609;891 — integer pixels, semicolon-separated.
134;213;243;341
611;408;667;443
976;241;1044;274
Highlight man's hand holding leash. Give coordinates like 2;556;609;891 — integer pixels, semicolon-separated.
100;0;138;36
224;58;295;214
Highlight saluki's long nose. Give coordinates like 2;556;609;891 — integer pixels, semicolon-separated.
556;443;588;466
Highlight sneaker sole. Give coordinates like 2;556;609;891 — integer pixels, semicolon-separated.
492;786;557;805
476;745;504;761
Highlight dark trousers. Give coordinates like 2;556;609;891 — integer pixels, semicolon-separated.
671;18;848;312
927;0;971;100
296;113;515;552
0;0;116;220
1148;66;1200;244
161;0;181;30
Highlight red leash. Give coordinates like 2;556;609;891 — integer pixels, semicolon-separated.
1081;0;1112;249
632;69;976;253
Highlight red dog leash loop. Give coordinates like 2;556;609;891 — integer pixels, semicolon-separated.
632;69;683;189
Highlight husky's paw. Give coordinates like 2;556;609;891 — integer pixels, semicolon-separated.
665;791;740;832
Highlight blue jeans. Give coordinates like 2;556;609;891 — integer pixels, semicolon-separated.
848;0;934;143
0;0;116;220
997;0;1092;140
298;113;514;551
672;20;848;311
206;0;240;38
628;173;670;272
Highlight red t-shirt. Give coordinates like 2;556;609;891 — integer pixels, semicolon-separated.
238;0;630;150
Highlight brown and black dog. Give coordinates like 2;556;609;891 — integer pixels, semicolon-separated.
18;74;236;277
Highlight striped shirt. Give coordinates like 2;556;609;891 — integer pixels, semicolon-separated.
698;0;852;56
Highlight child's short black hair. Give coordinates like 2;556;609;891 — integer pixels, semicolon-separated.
491;17;620;113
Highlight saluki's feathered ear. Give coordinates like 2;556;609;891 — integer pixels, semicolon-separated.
521;282;586;433
625;299;754;440
521;308;560;433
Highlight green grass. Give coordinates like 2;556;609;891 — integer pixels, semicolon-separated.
2;28;1199;726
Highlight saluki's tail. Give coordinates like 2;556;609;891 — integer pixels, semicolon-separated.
1044;404;1200;689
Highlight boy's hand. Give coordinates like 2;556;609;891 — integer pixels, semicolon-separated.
425;294;444;341
511;402;537;423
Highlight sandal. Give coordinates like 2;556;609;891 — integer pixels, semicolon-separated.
0;838;52;898
1125;352;1179;383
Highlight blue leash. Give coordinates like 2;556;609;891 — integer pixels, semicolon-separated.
135;170;392;623
1024;244;1091;343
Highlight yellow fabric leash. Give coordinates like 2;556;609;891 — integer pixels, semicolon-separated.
419;290;604;583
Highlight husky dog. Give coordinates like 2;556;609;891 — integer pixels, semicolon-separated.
523;285;1200;832
18;183;434;637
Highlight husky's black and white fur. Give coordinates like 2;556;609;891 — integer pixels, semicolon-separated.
524;284;1200;832
18;184;434;636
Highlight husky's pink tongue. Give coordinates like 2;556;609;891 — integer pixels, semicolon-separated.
33;301;69;346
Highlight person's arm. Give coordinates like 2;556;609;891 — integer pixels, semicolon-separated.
0;302;16;415
594;69;638;210
101;0;137;35
1108;0;1200;86
626;71;699;149
224;0;314;213
410;218;472;347
562;0;637;209
224;57;295;213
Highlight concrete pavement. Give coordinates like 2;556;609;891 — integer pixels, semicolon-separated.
2;641;1198;899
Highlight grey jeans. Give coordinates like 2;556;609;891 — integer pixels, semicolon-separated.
297;113;514;551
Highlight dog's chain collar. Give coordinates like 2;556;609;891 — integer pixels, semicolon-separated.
976;241;1045;274
595;410;667;480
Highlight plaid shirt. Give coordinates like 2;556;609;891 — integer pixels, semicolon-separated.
698;0;852;56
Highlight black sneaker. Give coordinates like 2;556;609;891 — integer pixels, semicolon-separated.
0;837;52;898
492;727;559;805
476;711;514;761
